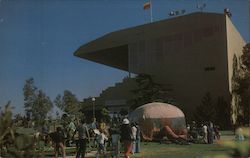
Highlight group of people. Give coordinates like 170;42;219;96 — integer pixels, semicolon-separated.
48;117;141;158
187;121;220;144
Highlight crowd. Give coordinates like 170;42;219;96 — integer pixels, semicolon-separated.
187;121;221;144
45;116;141;158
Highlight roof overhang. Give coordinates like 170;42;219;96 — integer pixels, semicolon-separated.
74;12;224;71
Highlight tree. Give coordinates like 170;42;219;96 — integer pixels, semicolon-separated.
100;107;110;122
129;74;171;109
55;90;80;115
194;93;216;123
0;102;44;158
231;43;250;126
241;43;250;70
214;97;231;129
119;108;128;116
54;95;63;110
238;43;250;125
32;90;53;122
23;78;37;118
23;78;53;125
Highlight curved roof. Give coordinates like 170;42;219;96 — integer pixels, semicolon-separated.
130;102;185;120
74;12;224;71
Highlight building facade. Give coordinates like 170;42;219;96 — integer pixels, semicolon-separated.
74;12;246;119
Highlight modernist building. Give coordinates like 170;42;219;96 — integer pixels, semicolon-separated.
74;12;246;118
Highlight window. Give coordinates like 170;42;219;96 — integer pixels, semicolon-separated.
204;67;215;71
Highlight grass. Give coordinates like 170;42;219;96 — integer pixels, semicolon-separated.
43;131;236;158
132;142;233;158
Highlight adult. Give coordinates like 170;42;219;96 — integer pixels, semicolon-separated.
67;119;76;146
135;122;141;153
120;118;133;158
202;123;208;144
50;127;66;158
110;123;121;158
214;125;220;140
74;118;90;158
207;122;214;144
131;123;137;154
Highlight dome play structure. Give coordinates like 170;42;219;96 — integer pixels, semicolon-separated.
129;102;187;141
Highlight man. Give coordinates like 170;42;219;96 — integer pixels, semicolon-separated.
74;118;90;158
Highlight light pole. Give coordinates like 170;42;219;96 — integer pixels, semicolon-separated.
92;97;96;119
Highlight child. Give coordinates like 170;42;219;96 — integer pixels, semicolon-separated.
96;129;108;158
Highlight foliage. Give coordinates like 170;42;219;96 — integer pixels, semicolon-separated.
241;43;250;70
23;78;53;126
194;93;216;124
209;128;250;158
54;90;80;115
0;102;43;158
231;43;250;126
100;107;110;122
23;78;37;119
33;90;53;122
119;108;128;116
129;74;171;109
214;97;231;129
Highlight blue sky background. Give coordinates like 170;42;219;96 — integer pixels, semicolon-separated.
0;0;249;114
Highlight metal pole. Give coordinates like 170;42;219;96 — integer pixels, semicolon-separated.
249;0;250;43
150;0;153;22
92;97;95;119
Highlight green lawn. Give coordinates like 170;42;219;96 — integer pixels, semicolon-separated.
43;131;236;158
132;142;233;158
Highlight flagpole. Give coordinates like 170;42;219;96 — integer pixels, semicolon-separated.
150;0;153;22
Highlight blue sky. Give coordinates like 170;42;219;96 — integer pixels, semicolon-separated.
0;0;249;114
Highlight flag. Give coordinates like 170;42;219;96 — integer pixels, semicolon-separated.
143;1;150;10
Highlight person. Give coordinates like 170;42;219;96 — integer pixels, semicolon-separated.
120;118;133;158
96;129;108;158
235;127;245;141
131;123;137;155
89;117;98;148
90;117;98;130
135;122;141;153
110;123;121;158
214;125;220;140
207;121;214;144
50;126;66;158
202;123;208;144
74;118;90;158
67;119;76;146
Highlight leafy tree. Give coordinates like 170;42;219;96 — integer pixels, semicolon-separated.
214;97;231;129
194;93;216;123
23;78;37;118
231;43;250;126
119;108;128;116
23;78;53;125
0;102;43;158
55;90;80;115
238;43;250;125
32;90;53;122
54;94;63;110
241;43;250;70
129;74;171;109
100;107;110;122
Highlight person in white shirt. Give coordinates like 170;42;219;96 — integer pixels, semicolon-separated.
131;123;137;154
96;129;108;158
202;123;208;144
